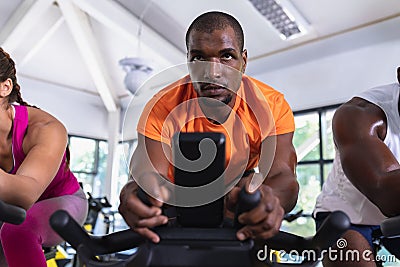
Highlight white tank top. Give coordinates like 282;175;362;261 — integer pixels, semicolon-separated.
314;83;400;225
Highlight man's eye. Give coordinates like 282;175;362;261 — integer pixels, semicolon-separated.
192;56;203;61
222;54;233;60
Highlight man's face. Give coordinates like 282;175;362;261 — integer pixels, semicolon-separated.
187;27;247;108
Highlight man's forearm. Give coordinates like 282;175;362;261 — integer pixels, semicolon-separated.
263;173;299;213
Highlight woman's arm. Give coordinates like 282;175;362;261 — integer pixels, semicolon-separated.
0;108;68;209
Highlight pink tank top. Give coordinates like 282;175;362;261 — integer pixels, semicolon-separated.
11;105;80;201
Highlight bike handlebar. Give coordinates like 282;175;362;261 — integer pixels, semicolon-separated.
50;209;350;267
234;187;261;228
380;215;400;238
0;199;26;225
50;210;145;256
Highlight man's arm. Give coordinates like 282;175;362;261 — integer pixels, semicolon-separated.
232;132;298;240
333;99;400;217
118;134;170;243
130;134;171;181
259;132;299;213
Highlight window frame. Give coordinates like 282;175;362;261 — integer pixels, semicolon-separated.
294;104;341;189
280;104;342;236
68;135;105;176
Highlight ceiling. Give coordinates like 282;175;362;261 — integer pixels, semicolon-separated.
1;0;400;112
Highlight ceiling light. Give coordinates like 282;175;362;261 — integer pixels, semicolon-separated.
119;57;153;95
119;0;155;96
248;0;309;40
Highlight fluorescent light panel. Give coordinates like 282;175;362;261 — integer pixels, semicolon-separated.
249;0;307;40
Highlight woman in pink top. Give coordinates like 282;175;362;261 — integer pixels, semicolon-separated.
0;47;88;267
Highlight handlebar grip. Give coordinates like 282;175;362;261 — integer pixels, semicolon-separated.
381;215;400;238
312;210;350;250
0;200;26;225
137;187;152;207
51;210;145;261
234;187;261;228
50;210;94;255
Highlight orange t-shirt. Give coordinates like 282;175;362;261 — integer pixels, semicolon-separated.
137;75;295;182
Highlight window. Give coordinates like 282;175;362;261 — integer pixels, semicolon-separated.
68;135;137;209
114;140;138;207
281;105;340;236
69;136;100;194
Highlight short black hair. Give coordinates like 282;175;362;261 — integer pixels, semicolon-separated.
185;11;244;52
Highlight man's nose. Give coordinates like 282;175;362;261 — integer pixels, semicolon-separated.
204;60;222;80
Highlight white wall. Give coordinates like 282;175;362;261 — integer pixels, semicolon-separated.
248;16;400;111
19;75;109;139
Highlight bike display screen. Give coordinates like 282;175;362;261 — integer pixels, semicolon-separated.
172;132;225;227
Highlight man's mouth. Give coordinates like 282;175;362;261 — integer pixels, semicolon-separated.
197;84;233;106
200;84;228;97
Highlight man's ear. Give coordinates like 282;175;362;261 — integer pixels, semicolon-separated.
0;78;13;98
241;49;248;73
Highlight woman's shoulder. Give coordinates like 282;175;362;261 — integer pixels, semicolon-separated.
20;106;67;154
25;106;67;136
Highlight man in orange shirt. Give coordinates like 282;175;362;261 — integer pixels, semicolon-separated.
119;11;299;243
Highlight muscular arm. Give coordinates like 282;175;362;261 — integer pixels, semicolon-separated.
229;132;298;240
334;98;400;217
119;133;170;242
259;132;299;213
130;134;171;183
0;110;68;210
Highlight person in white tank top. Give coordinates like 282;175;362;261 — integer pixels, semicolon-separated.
313;67;400;266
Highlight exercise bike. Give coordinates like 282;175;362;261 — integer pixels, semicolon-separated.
372;215;400;266
0;198;26;225
49;132;350;267
49;185;352;267
85;192;114;235
48;132;395;266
